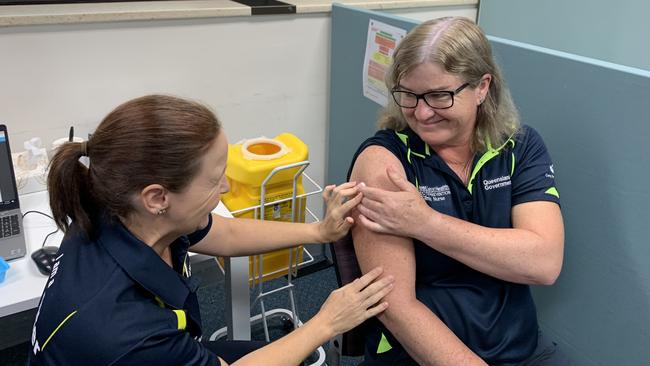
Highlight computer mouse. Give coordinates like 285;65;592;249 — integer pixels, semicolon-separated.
31;246;59;276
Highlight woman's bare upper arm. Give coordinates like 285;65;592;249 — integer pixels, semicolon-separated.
189;214;233;257
350;146;417;301
512;201;564;246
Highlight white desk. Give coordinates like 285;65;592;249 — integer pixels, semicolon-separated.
0;190;251;341
0;191;63;318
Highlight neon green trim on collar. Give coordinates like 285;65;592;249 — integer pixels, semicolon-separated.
377;333;392;354
395;131;408;146
545;187;560;198
467;149;499;194
395;131;430;158
467;138;515;194
409;148;427;159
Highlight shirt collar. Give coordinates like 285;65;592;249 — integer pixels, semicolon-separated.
97;217;194;309
396;128;429;158
396;127;485;186
397;128;451;168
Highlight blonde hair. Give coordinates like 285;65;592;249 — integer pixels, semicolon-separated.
379;17;520;153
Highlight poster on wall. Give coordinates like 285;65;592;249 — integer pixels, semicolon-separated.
362;19;407;106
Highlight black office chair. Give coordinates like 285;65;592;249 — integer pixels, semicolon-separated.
325;232;369;366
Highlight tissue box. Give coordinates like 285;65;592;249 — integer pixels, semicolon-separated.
12;152;48;195
0;257;9;284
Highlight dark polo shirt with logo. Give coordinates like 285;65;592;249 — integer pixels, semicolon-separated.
349;125;560;364
28;214;218;365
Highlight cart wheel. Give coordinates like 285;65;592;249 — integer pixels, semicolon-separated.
281;316;294;332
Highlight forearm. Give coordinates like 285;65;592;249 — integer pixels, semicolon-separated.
355;150;563;284
379;302;485;366
194;182;361;257
232;314;332;366
415;210;561;285
206;214;322;257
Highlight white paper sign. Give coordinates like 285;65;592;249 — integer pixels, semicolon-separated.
362;19;407;106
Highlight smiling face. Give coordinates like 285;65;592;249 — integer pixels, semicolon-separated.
397;62;485;150
166;131;230;235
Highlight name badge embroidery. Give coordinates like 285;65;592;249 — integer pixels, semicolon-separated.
419;184;451;202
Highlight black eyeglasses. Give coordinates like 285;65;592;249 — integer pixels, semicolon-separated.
391;83;470;109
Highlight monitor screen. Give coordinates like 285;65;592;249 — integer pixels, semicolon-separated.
0;130;19;208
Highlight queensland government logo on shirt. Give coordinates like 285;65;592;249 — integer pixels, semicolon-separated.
483;175;511;191
419;184;451;202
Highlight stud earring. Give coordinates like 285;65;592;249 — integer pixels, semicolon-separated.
157;208;167;215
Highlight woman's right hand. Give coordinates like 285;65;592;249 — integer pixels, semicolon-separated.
314;267;394;337
357;167;433;238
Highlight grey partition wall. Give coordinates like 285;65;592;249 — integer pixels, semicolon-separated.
478;0;650;71
491;38;650;365
328;4;650;365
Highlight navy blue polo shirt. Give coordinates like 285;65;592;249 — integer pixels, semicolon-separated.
28;214;218;365
350;125;560;364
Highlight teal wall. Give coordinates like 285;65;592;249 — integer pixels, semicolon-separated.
490;39;650;366
478;0;650;71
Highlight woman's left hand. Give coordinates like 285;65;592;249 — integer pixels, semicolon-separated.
357;167;433;237
318;182;363;242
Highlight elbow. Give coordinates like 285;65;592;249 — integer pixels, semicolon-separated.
531;254;563;286
528;237;564;286
537;263;562;285
535;271;559;286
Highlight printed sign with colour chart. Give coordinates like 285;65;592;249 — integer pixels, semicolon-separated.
362;19;406;106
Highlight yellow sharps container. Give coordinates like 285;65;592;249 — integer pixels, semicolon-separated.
220;133;308;284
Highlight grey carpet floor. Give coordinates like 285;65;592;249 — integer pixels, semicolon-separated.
0;258;363;365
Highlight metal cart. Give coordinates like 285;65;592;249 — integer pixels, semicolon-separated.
210;161;327;365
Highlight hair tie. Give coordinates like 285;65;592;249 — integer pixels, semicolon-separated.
81;141;88;156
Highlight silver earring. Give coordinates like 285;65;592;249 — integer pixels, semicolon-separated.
157;208;167;215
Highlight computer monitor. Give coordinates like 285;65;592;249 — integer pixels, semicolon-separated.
0;124;27;260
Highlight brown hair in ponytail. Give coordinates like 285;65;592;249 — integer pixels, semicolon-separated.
47;95;222;237
48;141;95;235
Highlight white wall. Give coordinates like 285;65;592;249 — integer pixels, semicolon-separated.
1;14;334;219
0;6;475;220
0;15;331;167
